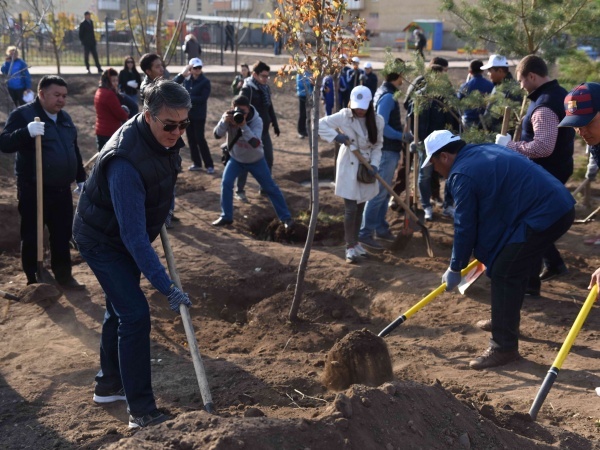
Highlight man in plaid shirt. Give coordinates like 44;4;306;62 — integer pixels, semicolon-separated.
495;55;575;293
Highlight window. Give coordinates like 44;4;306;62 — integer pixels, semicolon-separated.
196;0;202;10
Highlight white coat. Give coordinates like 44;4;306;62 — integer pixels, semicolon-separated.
319;108;384;203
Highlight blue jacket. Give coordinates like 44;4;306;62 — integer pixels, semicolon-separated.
447;143;575;272
173;73;210;120
296;71;314;98
457;74;493;124
1;58;31;91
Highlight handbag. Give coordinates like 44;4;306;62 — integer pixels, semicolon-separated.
357;162;376;184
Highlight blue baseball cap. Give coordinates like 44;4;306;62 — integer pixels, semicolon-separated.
559;82;600;127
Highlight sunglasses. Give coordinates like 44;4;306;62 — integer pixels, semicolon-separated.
153;115;190;132
192;66;202;70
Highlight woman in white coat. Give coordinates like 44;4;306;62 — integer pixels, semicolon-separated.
319;85;384;263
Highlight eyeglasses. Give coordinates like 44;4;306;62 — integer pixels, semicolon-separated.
258;74;270;80
153;115;190;132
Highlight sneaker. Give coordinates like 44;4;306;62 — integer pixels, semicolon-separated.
189;164;203;172
358;235;383;250
424;206;433;221
206;167;215;174
375;229;395;242
128;409;169;429
475;319;492;332
235;192;249;203
442;205;455;218
539;265;568;282
345;247;358;264
93;386;126;404
469;347;520;370
354;243;368;257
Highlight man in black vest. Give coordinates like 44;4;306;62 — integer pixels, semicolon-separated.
495;55;575;291
73;80;192;429
78;11;102;74
0;75;86;288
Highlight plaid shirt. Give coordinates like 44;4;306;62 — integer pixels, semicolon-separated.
507;106;559;159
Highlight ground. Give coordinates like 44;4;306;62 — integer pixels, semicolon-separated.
1;69;600;450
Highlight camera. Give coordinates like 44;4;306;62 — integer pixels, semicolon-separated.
228;107;246;124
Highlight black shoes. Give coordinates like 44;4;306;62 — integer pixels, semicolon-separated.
539;265;568;282
469;347;520;370
212;217;233;227
93;386;126;404
128;409;169;429
57;276;86;290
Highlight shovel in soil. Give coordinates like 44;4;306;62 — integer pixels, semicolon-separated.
378;259;480;337
351;150;433;257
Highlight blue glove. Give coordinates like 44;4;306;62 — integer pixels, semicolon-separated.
442;268;462;291
334;134;350;145
167;285;192;312
368;165;378;176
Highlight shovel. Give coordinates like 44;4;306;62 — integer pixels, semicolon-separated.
159;225;215;413
352;149;434;257
34;117;55;284
1;289;20;302
378;259;480;337
574;205;600;224
528;284;598;421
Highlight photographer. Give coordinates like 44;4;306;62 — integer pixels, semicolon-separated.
212;95;293;229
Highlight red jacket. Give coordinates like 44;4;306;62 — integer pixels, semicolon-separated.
94;87;129;137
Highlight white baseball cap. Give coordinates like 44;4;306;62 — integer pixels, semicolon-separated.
349;85;372;110
189;57;203;67
422;130;461;169
351;56;360;63
480;54;509;70
364;62;373;69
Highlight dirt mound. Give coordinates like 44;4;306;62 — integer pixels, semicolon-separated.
102;382;589;449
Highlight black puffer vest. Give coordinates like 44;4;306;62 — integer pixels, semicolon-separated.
374;82;403;153
521;80;574;183
76;114;182;250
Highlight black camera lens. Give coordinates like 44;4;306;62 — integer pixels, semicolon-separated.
233;108;245;124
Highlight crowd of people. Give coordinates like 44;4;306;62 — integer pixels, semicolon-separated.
2;45;600;428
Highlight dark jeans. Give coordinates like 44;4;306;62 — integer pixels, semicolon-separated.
186;117;214;168
298;96;308;137
18;183;73;283
75;238;157;417
96;135;110;152
83;44;102;71
489;208;574;351
236;129;273;193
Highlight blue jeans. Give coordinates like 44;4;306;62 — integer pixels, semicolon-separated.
360;150;400;238
418;153;433;209
236;130;273;192
75;238;157;417
220;157;291;222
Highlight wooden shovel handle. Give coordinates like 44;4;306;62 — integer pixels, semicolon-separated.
500;106;511;136
35;117;43;268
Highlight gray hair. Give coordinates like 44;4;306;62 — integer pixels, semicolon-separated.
143;79;191;116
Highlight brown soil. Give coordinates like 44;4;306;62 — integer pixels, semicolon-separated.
1;70;600;450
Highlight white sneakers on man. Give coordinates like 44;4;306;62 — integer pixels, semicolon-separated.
424;206;433;221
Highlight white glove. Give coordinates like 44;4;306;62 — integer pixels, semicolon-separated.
126;80;138;88
121;105;130;115
495;133;512;147
73;182;84;195
27;121;45;138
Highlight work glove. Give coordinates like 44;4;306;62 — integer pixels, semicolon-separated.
334;134;350;145
27;121;45;138
495;133;512;147
73;182;85;195
442;267;462;291
121;105;130;115
402;131;414;144
368;165;378;177
273;123;280;137
126;80;138;89
167;285;192;313
409;141;419;154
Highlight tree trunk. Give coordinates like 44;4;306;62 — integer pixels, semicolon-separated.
289;80;321;321
155;0;164;56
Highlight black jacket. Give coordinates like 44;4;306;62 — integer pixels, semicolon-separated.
118;68;142;96
75;114;183;251
374;82;403;153
78;19;96;47
521;79;574;184
0;98;85;187
173;72;210;120
240;77;278;133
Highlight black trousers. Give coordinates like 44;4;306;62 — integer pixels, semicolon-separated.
186;117;214;168
298;96;308;137
489;208;575;351
8;87;25;108
18;183;74;283
84;44;102;71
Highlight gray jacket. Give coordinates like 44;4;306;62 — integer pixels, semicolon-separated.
213;105;264;164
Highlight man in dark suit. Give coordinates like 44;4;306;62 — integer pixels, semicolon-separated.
79;11;103;74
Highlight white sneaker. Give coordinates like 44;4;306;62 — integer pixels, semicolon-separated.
354;243;368;257
424;206;433;221
442;205;455;218
345;247;358;263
